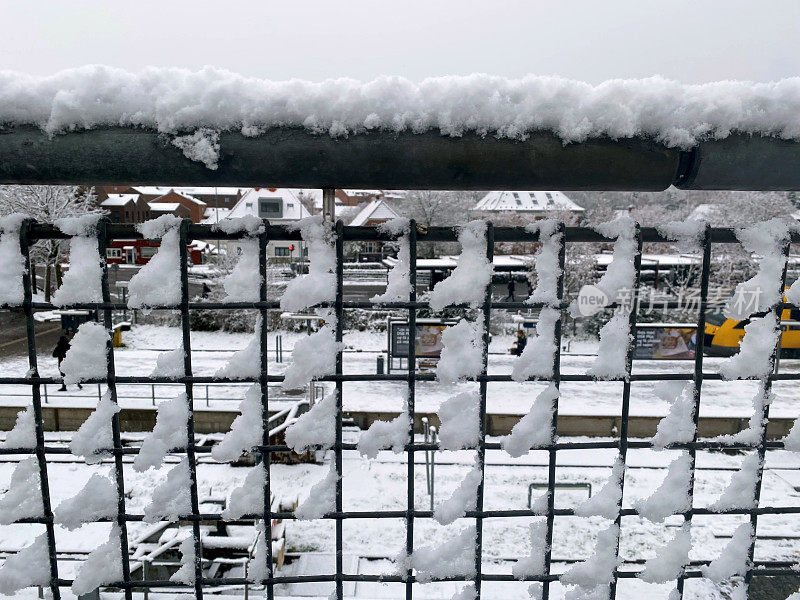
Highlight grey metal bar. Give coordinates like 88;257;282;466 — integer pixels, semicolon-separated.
541;222;566;600
609;225;643;599
98;220;135;600
258;227;275;600
334;219;345;600
405;221;418;600
19;221;61;600
473;223;494;597
676;224;712;599
177;219;205;600
0;126;680;191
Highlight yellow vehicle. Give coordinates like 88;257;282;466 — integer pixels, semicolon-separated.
704;294;800;358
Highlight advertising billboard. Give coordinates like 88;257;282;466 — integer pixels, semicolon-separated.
634;324;698;360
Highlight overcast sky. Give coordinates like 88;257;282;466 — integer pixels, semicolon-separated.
2;0;799;83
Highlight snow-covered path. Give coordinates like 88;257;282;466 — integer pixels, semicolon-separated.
1;325;798;419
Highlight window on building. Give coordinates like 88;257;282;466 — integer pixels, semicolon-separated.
259;198;283;219
105;248;121;259
140;247;158;258
275;247;292;257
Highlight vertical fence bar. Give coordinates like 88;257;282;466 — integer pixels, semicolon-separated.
405;221;418;600
608;225;643;600
473;222;494;598
258;225;275;600
541;222;567;600
98;220;134;600
334;219;344;600
177;220;204;600
676;225;712;599
742;239;791;595
19;221;61;600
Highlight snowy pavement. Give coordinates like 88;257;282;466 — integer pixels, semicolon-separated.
1;325;798;419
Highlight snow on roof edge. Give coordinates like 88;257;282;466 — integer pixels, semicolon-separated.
2;66;800;151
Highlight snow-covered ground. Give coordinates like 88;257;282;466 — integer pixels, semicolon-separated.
0;435;798;599
2;325;798;419
1;324;798;598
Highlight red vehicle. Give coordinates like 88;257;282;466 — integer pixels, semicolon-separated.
105;239;203;266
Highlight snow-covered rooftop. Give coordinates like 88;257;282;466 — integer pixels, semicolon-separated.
4;66;800;150
228;188;311;221
473;191;584;213
348;199;400;226
99;194;137;207
148;202;181;212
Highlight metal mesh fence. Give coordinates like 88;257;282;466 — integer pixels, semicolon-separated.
2;219;800;600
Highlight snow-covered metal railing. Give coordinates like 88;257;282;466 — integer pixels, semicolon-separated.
0;218;799;600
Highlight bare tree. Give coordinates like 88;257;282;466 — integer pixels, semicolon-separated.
398;190;483;257
0;185;103;301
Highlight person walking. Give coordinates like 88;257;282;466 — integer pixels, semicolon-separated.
52;331;82;391
506;278;516;301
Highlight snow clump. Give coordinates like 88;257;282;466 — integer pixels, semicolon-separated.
172;128;220;169
436;318;484;382
54;471;117;529
170;534;197;583
639;525;692;583
134;393;188;471
502;383;558;457
371;218;412;303
285;390;337;452
151;345;186;378
714;386;771;446
280;216;336;312
281;320;341;390
571;216;637;316
702;522;753;582
428;220;492;311
511;308;559;381
222;237;261;302
635;452;691;522
0;405;37;449
128;215;182;308
11;68;800;148
295;462;338;520
512;520;548;579
433;460;482;525
725;218;790;320
574;459;624;520
400;524;476;583
358;409;410;459
0;214;27;306
51;215;104;306
69;391;119;463
560;523;620;589
525;219;562;305
215;316;261;379
143;458;193;522
59;321;109;384
587;309;631;380
437;389;481;450
71;524;123;595
708;452;761;510
212;384;263;462
221;464;265;520
651;382;696;449
657;220;706;253
0;533;51;594
783;418;800;452
718;314;779;380
0;457;43;524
